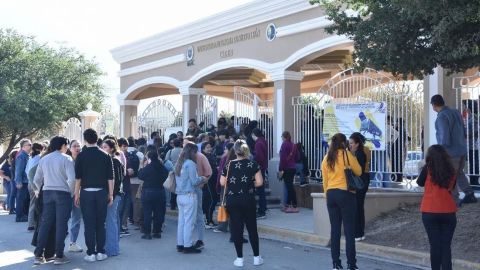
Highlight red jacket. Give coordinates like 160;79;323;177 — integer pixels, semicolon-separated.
417;167;457;213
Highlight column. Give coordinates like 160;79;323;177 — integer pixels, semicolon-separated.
268;70;303;198
423;67;458;150
119;100;139;138
78;103;101;143
179;87;206;133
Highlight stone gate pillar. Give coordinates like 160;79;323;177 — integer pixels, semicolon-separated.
179;87;205;133
119;100;140;138
78;103;101;143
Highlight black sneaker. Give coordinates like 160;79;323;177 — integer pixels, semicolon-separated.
152;233;161;239
120;230;131;236
141;234;152;240
333;262;344;270
347;263;359;270
256;213;266;219
194;240;204;249
27;226;35;232
461;193;478;204
176;245;184;252
183;246;202;254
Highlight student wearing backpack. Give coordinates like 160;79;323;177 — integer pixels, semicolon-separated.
126;137;144;227
295;142;309;188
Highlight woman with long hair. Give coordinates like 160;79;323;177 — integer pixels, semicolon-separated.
279;131;299;213
138;150;169;239
175;143;206;254
349;132;371;241
67;140;84;253
101;139;124;256
201;141;218;229
220;140;264;267
417;145;457;270
321;133;362;270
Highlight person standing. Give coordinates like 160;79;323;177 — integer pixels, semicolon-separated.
32;136;76;265
201;141;218;228
27;143;45;231
322;133;362;270
417;145;457;270
278;131;299;213
67;140;84;252
74;129;114;262
175;143;206;254
349;132;371;241
8;150;19;215
0;151;16;212
251;128;268;219
166;138;183;210
430;94;477;205
220;140;264;267
138;151;168;239
15;139;32;222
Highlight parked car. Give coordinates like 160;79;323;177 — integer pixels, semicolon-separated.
403;151;423;179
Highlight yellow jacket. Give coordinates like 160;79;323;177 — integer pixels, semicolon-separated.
321;150;362;192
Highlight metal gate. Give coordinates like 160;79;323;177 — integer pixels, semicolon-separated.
197;95;218;132
138;98;183;141
292;68;424;187
234;86;274;159
453;72;480;189
61;117;82;142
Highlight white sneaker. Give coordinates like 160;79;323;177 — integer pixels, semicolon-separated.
68;242;83;252
84;254;96;262
253;256;264;266
233;257;244;267
96;253;108;261
355;237;362;242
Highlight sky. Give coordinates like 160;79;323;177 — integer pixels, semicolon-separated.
0;0;253;111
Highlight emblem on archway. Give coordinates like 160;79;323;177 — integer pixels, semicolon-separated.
266;23;276;42
186;45;195;66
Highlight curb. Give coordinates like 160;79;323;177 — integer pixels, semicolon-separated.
166;209;480;270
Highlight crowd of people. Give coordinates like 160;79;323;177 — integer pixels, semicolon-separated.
0;94;477;270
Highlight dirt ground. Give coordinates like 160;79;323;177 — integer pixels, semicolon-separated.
363;202;480;263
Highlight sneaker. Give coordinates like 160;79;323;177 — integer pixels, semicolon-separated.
45;256;55;263
120;230;131;236
299;182;309;187
333;262;344;270
183;246;202;254
256;213;266;219
461;193;478;204
53;256;70;265
213;228;226;233
205;222;216;229
84;254;96;262
253;256;264;266
194;240;205;249
361;236;365;241
176;245;184;252
33;256;45;265
285;207;299;213
68;242;83;252
152;233;161;239
280;206;288;212
27;226;35;232
355;237;362;242
141;234;152;240
347;263;359;270
96;253;108;261
234;257;244;267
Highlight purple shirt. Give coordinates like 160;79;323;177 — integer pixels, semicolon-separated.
254;137;268;171
279;140;298;171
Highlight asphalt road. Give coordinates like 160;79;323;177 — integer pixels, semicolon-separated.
0;210;421;270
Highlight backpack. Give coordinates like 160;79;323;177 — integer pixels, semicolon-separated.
126;150;140;178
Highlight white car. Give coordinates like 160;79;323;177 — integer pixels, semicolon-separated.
403;151;423;178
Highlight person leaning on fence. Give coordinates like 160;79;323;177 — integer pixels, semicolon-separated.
417;145;457;270
321;133;362;270
220;140;264;268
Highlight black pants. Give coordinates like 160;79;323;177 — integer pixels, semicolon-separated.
16;183;29;220
80;189;108;255
202;178;219;223
355;181;369;238
422;213;456;270
326;189;356;266
141;187;166;234
170;193;177;210
34;190;71;258
226;196;259;258
283;169;297;207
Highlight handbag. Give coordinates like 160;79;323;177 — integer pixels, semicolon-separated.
343;150;365;191
163;171;176;193
217;161;231;223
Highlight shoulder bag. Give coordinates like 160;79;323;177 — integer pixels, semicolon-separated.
217;161;231;223
163;171;176;193
343;150;365;191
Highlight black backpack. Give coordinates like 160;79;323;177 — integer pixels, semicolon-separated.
126;150;140;178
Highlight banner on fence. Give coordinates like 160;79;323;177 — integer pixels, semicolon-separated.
323;102;387;150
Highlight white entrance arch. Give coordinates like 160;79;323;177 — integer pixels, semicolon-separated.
117;76;182;102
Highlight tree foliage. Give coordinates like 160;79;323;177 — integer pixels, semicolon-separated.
310;0;480;78
0;29;104;164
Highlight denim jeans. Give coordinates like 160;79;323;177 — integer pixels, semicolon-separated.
3;180;11;210
105;195;121;256
16;183;29;220
34;190;72;258
69;202;82;243
326;189;357;266
119;191;131;230
195;188;204;241
142;188;166;234
295;163;306;183
422;213;456;270
28;184;37;228
177;193;198;247
8;180;16;213
80;189;108;255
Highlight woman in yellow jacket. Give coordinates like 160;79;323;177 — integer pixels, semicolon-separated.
321;133;362;270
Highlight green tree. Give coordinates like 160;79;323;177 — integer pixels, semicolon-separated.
0;29;104;164
310;0;480;78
